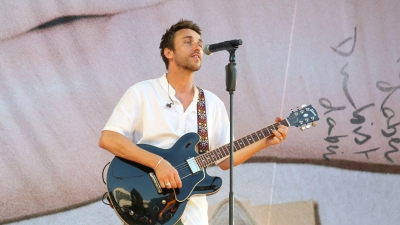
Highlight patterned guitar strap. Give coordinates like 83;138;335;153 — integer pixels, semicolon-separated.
196;87;209;154
175;87;209;225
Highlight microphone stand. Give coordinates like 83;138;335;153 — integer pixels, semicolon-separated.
225;47;238;225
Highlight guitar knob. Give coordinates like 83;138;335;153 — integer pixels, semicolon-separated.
141;216;149;222
129;210;134;216
153;206;159;212
166;213;173;219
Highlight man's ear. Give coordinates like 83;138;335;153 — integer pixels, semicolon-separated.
164;48;173;60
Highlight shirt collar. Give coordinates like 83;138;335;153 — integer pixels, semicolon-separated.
160;73;199;104
160;73;174;95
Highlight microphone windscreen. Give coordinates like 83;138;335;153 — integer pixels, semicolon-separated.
203;44;213;55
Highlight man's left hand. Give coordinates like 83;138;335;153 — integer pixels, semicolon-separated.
266;117;288;146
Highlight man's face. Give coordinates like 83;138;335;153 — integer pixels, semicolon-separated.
170;28;203;72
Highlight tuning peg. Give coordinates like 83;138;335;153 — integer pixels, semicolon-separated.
306;123;312;129
312;121;317;127
301;104;307;108
300;126;306;131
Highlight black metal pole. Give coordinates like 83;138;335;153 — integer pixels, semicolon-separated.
225;49;238;225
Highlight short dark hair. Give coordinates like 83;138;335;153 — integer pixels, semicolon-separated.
159;19;202;70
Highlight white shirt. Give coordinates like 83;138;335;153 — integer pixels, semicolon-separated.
103;74;230;225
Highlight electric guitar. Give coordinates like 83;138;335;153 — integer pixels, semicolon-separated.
106;104;319;225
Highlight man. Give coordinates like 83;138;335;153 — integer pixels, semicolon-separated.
98;19;288;225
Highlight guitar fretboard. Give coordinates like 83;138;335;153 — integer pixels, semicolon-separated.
195;119;290;169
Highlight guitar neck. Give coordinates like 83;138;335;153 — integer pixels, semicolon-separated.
195;119;290;169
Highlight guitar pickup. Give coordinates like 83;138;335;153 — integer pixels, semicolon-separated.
186;157;201;174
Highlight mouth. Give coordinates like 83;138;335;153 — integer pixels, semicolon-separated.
191;53;201;60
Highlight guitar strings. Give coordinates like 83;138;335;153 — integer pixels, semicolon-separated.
174;160;205;178
173;155;209;175
167;115;286;180
161;115;291;190
173;128;274;177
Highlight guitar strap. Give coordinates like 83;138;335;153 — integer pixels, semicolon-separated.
170;87;209;225
196;87;209;154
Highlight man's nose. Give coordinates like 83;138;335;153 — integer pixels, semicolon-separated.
194;43;202;52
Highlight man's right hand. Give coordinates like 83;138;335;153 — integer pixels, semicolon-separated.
155;159;182;189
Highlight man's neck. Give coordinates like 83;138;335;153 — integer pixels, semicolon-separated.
166;69;194;94
166;69;196;111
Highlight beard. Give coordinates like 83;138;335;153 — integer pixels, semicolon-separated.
174;53;202;72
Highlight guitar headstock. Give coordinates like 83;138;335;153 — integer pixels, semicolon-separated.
286;104;319;131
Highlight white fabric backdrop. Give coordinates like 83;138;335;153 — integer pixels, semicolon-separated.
1;0;399;224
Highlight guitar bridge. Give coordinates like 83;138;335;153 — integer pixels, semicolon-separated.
186;157;201;174
149;172;162;194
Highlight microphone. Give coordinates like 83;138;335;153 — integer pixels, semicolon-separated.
166;83;174;108
203;39;242;55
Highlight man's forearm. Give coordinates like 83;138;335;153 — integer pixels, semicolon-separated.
98;130;162;170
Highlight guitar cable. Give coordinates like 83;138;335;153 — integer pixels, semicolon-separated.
102;162;110;185
101;162;132;212
101;162;112;207
102;192;112;206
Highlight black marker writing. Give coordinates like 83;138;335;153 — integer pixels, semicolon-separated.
319;98;346;115
340;63;357;109
331;27;357;57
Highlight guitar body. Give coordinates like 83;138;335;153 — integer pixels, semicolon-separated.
106;133;223;225
105;104;320;224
